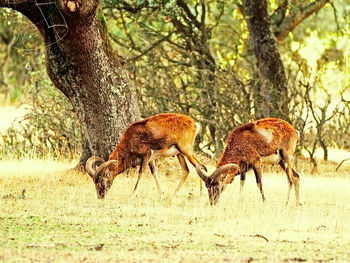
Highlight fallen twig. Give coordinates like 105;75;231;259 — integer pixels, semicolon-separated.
250;234;269;242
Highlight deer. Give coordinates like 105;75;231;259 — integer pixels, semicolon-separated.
196;118;301;206
85;113;207;199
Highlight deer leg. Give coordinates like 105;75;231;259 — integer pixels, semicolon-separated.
148;160;162;195
133;155;150;193
292;170;301;206
199;177;203;196
175;145;206;171
278;159;293;205
288;163;301;206
174;154;190;194
175;146;205;195
253;162;265;202
279;157;301;206
239;173;246;202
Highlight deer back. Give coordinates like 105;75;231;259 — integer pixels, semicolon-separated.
218;118;298;167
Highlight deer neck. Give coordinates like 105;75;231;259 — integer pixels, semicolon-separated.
108;147;131;175
217;151;241;169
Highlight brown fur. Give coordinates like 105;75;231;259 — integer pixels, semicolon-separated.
218;118;297;170
86;113;205;199
198;118;301;206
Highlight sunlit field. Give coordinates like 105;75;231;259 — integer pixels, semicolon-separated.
1;157;350;262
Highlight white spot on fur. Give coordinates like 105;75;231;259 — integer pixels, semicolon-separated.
149;146;179;162
161;146;179;157
260;153;281;164
257;128;274;143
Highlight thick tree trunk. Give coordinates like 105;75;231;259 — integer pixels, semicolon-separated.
242;0;289;121
44;11;141;166
238;0;329;121
0;0;141;168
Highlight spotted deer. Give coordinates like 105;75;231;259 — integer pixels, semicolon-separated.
86;113;206;199
196;118;301;205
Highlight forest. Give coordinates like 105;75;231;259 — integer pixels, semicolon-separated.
1;0;350;262
0;0;349;167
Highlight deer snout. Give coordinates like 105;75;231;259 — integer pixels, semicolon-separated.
96;187;106;199
208;185;220;206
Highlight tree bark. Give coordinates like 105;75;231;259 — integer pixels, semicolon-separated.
242;0;289;120
238;0;329;120
0;0;141;168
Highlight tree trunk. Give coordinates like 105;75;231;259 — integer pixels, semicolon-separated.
0;0;141;168
242;0;289;121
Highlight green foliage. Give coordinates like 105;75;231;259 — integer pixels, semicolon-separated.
97;7;107;27
1;0;350;160
104;0;350;156
0;10;81;159
0;65;81;159
106;0;251;153
0;9;42;104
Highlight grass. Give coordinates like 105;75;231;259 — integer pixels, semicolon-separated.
0;157;350;262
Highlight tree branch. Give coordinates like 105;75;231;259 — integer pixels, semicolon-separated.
1;0;100;40
57;0;98;17
274;0;329;44
176;0;201;29
129;32;173;62
0;0;45;33
328;0;340;32
111;0;149;13
270;0;288;27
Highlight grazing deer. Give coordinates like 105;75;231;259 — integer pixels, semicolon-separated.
196;118;301;206
86;113;206;199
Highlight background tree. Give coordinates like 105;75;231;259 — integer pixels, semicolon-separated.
0;0;141;168
103;0;335;153
241;0;290;120
105;0;231;152
239;0;330;120
0;10;42;103
1;0;349;164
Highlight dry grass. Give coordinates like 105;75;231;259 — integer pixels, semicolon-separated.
0;157;350;262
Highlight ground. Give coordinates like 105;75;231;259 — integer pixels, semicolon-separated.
0;157;350;262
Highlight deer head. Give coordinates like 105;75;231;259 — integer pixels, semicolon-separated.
196;164;240;205
86;157;119;199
